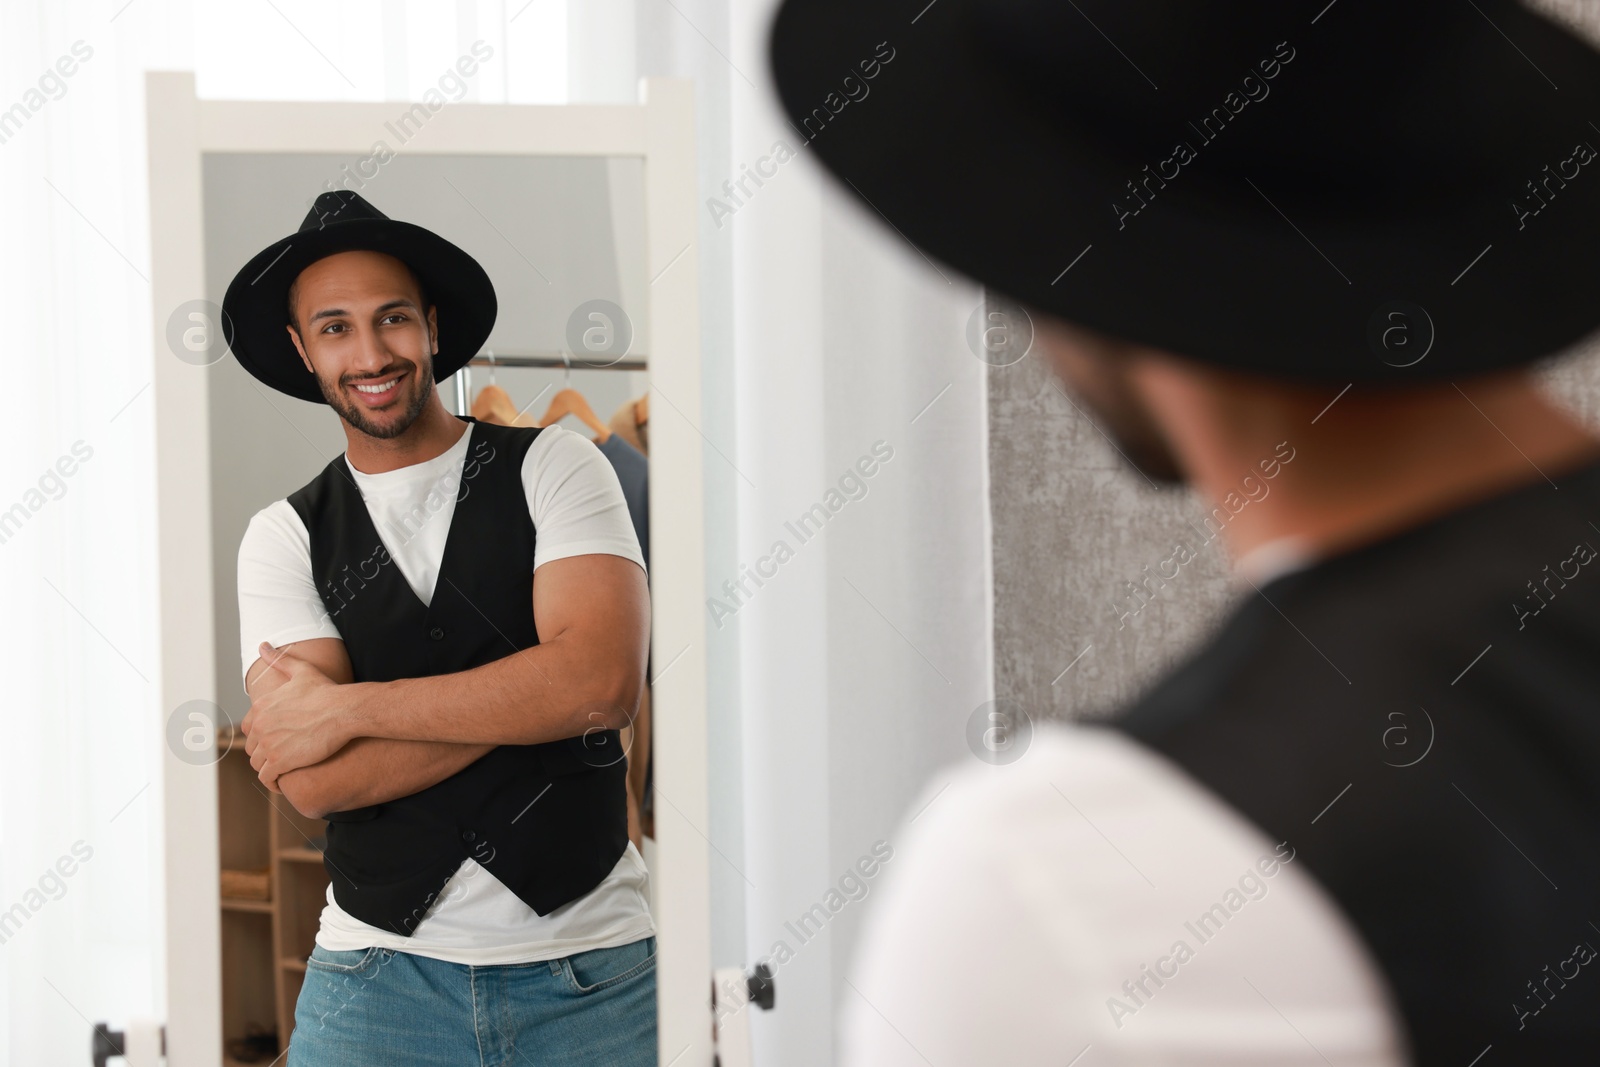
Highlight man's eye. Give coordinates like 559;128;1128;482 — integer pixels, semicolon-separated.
321;322;346;334
382;314;407;325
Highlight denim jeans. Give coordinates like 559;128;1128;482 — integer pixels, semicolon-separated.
288;935;657;1066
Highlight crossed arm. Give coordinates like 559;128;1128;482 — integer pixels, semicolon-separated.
242;552;649;819
244;637;495;818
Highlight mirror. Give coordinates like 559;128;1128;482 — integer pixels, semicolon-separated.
202;151;662;1062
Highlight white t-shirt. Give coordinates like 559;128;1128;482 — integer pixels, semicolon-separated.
236;419;655;965
838;723;1411;1066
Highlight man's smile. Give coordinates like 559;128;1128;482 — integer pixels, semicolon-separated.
350;370;407;406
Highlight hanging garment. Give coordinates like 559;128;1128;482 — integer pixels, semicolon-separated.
593;430;653;825
595;433;649;572
609;396;648;456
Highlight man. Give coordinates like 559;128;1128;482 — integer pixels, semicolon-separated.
228;189;657;1065
770;0;1600;1063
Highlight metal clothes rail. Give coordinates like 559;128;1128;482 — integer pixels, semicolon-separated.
450;351;648;414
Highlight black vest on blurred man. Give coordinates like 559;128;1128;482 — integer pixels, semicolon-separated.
1112;456;1600;1065
286;416;629;936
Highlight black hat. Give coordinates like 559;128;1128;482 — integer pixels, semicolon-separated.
768;0;1600;382
222;190;496;404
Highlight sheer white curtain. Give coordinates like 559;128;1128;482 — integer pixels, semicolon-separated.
0;1;565;1062
0;1;193;1061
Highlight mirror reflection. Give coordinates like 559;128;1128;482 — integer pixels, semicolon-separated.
208;152;659;1064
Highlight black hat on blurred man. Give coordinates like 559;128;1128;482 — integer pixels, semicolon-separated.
768;0;1600;381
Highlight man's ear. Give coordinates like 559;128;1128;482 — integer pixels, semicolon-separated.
426;305;438;356
286;324;314;374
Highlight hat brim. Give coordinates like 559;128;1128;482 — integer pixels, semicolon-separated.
223;218;496;404
768;0;1600;382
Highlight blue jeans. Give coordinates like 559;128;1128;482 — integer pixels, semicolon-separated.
288;936;657;1066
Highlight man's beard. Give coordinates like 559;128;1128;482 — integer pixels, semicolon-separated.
319;359;433;439
1097;404;1186;487
1048;374;1186;487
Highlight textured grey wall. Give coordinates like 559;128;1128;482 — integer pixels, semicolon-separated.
989;337;1239;724
988;330;1600;728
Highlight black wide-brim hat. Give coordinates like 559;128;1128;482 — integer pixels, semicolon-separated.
769;0;1600;382
222;190;496;404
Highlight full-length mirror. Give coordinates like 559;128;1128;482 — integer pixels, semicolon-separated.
142;76;707;1066
203;151;662;1063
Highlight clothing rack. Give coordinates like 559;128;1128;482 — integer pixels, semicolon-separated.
450;351;648;416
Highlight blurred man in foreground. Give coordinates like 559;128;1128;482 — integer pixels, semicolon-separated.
771;0;1600;1062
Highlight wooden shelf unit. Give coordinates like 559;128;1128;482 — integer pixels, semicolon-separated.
218;727;330;1063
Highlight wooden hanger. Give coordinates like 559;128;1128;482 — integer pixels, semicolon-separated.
536;353;612;442
471;353;537;426
538;387;612;441
472;383;521;425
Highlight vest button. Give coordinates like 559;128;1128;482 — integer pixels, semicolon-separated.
462;830;476;842
429;626;446;641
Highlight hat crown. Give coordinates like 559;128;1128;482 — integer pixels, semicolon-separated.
296;190;390;235
967;0;1544;211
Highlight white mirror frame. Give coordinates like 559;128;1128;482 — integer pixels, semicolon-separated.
146;71;710;1067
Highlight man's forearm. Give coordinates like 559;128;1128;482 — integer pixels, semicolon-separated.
279;736;495;819
346;637;639;747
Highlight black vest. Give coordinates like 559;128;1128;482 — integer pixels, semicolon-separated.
1111;459;1600;1065
286;416;629;937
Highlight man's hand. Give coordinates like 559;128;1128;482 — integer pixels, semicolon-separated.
243;640;360;790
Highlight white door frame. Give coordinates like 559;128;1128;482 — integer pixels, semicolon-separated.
146;71;711;1067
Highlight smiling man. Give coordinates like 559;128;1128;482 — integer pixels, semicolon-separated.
224;189;657;1066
